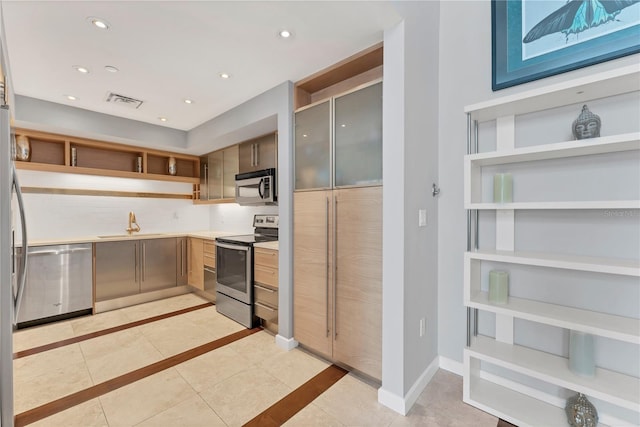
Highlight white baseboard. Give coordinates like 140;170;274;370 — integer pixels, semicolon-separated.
438;356;463;375
275;334;298;351
378;356;440;415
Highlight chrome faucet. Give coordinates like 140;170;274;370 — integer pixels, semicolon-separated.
126;211;141;235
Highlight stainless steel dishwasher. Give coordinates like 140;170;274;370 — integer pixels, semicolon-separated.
16;243;93;327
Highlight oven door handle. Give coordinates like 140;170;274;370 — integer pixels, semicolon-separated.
215;241;250;252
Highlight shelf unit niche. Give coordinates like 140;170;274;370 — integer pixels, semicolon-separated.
294;42;383;110
14;128;200;185
463;64;640;427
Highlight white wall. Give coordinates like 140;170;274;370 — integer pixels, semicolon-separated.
437;0;640;367
15;96;188;152
380;0;440;412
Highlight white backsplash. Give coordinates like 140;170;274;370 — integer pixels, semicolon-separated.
209;203;279;234
20;194;210;241
15;170;278;241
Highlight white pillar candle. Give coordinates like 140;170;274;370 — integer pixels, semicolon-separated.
488;270;509;304
493;173;513;203
569;330;595;377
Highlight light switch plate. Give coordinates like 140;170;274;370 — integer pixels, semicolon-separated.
418;209;427;227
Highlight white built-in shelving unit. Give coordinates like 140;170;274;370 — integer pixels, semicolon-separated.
463;64;640;427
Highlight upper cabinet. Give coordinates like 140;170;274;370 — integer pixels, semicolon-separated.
238;132;277;173
334;82;382;187
294;80;382;191
14;128;200;184
199;144;238;203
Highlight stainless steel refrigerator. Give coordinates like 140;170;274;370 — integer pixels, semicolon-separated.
0;64;27;427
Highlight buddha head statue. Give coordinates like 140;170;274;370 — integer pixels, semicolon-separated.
572;105;601;140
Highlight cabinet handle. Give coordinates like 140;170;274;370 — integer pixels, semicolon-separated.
181;240;185;277
325;196;330;337
255;284;275;293
333;195;338;340
142;242;146;282
134;242;138;283
254;143;259;166
204;164;209;200
250;144;255;167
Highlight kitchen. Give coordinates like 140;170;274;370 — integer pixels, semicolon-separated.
1;1;639;427
0;2;431;426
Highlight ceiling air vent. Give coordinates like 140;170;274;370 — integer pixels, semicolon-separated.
105;92;143;109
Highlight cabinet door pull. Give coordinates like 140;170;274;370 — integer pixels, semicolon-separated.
326;196;330;338
255;284;275;293
333;195;338;340
181;240;185;277
134;242;138;283
254;143;259;166
142;242;146;282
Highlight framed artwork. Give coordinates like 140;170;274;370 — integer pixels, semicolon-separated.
492;0;640;91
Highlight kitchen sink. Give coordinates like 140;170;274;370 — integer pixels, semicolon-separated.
97;233;167;239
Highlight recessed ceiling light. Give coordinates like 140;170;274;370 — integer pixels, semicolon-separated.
88;17;110;30
219;73;231;79
65;95;77;101
279;30;292;38
184;99;194;104
158;117;168;122
341;124;347;127
73;65;90;74
104;65;119;73
302;134;308;138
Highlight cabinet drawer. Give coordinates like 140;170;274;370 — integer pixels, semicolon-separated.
255;301;278;323
255;247;278;268
203;241;215;268
255;264;278;288
254;283;278;307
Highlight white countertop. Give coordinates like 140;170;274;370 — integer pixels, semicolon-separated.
25;230;237;247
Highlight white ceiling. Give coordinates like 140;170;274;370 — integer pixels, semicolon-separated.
1;1;402;131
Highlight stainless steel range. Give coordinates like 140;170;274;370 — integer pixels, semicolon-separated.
215;214;278;328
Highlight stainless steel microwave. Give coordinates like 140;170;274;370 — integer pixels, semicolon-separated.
235;168;277;205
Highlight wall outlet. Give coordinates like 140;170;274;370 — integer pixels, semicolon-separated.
419;318;426;337
418;209;427;227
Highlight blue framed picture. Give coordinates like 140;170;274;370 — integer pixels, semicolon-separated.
492;0;640;91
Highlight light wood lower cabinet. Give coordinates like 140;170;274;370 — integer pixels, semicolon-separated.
188;237;204;290
254;247;279;333
293;186;382;380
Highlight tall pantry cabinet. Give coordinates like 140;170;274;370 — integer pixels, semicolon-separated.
293;80;383;380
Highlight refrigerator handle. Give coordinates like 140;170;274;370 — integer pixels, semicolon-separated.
12;162;28;325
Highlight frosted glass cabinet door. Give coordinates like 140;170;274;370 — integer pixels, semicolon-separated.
295;100;331;190
334;82;382;187
208;150;223;199
223;145;238;199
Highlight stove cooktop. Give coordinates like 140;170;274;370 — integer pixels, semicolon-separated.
215;233;277;246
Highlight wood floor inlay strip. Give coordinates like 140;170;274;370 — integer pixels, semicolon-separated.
14;326;261;427
242;364;348;427
14;302;213;359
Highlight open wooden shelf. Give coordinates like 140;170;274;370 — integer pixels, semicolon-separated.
14;128;200;185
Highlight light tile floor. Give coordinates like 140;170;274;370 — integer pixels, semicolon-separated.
13;294;498;427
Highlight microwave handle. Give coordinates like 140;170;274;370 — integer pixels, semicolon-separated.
258;178;264;199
